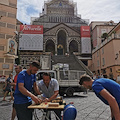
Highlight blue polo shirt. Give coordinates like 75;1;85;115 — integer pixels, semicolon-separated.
14;70;36;104
38;78;59;98
92;78;120;105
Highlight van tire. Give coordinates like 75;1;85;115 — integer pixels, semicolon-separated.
66;88;74;97
59;92;64;96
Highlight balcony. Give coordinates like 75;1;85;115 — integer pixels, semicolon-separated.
92;34;120;53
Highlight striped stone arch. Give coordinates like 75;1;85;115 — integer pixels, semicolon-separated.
55;27;69;37
69;38;80;54
44;37;55;54
44;37;55;45
69;38;80;45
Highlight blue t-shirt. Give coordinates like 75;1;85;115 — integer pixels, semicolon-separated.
14;70;36;104
92;78;120;105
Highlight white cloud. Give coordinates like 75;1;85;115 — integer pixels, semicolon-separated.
17;0;120;24
17;0;44;24
74;0;120;23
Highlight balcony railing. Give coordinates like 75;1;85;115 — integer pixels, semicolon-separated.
92;35;120;53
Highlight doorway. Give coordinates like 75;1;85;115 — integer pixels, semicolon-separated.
57;44;63;55
57;30;67;55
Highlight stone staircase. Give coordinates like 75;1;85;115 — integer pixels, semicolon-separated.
51;55;92;75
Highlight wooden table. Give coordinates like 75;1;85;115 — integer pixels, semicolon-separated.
28;102;65;120
28;102;64;110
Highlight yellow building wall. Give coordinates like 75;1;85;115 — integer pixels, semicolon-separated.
0;0;17;77
91;39;120;80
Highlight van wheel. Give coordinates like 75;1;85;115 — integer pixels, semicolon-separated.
59;92;64;96
66;88;74;97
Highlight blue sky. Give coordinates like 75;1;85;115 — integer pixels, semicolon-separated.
17;0;120;24
26;6;38;15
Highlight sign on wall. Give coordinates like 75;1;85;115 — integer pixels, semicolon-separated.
40;55;51;70
80;26;90;37
7;38;17;55
19;25;43;51
81;38;91;54
80;26;91;54
2;64;9;69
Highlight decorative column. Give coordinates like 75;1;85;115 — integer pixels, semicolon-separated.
67;37;69;53
55;43;57;55
43;42;45;52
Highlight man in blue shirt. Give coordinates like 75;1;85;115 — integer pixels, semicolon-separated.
79;74;120;120
14;61;41;120
38;72;61;120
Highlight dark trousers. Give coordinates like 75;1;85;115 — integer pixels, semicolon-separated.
14;102;33;120
112;117;115;120
44;110;61;120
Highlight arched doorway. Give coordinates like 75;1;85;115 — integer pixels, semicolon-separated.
57;30;67;55
69;40;78;54
57;44;63;55
45;40;55;54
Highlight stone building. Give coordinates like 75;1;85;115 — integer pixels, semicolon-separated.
89;21;116;49
0;0;17;77
19;0;91;68
88;21;120;80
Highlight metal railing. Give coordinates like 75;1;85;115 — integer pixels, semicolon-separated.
59;70;86;80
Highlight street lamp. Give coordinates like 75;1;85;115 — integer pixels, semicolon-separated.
14;31;22;43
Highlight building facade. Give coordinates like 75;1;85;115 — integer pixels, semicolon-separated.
19;0;91;68
88;22;120;80
0;0;17;77
89;21;116;48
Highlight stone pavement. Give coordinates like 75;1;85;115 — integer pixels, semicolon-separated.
0;92;111;120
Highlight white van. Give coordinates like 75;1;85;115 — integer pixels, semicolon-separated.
36;70;86;96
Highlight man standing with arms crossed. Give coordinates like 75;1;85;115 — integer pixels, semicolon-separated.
79;74;120;120
14;61;42;120
11;65;22;120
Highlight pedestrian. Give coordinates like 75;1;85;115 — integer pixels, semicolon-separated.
79;74;120;120
38;72;61;120
93;73;96;80
14;61;42;120
117;75;120;82
100;73;104;78
11;65;22;120
2;73;13;101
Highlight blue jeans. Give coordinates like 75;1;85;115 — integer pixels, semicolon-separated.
14;102;33;120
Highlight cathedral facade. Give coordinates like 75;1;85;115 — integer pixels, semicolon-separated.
19;0;91;68
32;0;89;55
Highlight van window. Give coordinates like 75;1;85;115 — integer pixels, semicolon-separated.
36;72;55;80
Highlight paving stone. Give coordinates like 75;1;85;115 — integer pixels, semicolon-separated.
0;92;111;120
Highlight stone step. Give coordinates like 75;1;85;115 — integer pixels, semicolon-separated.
52;55;85;71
